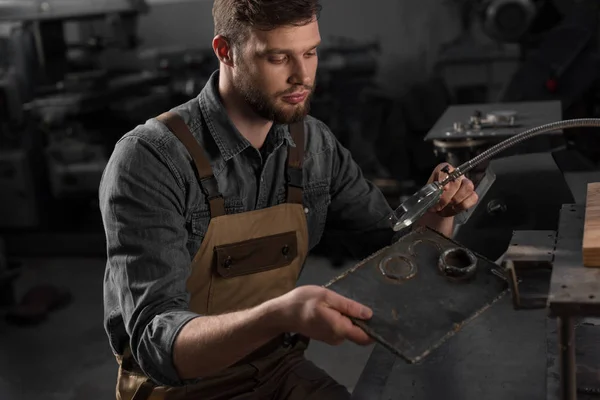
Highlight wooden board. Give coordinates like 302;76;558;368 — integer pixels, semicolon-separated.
583;182;600;267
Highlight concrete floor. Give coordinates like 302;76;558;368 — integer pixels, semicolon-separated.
0;255;374;400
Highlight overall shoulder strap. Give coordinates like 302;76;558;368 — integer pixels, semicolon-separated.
156;111;226;217
287;121;305;204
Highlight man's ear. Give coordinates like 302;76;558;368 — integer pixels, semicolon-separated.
213;35;234;67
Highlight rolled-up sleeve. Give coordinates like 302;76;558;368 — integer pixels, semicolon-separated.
325;127;407;260
99;134;199;386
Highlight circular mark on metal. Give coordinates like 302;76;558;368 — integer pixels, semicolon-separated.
379;255;417;282
438;247;478;282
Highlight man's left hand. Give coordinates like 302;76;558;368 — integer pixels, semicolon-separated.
427;163;479;218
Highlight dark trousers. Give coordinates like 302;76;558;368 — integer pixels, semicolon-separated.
167;336;351;400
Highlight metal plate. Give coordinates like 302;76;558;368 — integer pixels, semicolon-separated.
424;101;562;141
547;317;600;400
324;226;507;363
548;205;600;317
504;230;557;262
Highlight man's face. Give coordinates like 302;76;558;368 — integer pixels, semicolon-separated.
232;18;320;124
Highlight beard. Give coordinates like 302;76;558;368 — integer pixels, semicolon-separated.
233;69;315;124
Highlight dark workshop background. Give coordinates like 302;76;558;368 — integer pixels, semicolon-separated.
1;0;600;399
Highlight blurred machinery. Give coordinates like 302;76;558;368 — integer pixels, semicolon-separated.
0;0;153;231
310;37;390;181
438;0;600;108
424;100;564;183
0;1;218;255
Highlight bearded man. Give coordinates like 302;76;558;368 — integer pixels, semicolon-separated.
99;1;478;399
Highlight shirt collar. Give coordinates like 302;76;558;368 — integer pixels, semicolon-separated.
198;70;295;161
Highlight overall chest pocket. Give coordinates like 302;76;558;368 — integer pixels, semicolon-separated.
303;184;331;250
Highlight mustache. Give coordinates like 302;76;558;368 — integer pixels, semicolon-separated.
278;85;314;96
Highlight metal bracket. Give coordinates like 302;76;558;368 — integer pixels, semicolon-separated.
454;167;497;226
505;259;552;309
501;230;557;310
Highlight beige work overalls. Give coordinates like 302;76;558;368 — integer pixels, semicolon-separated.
114;112;350;400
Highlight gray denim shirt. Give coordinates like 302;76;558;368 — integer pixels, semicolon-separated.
99;70;400;387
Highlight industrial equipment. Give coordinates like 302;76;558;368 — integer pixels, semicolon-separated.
0;0;220;255
437;0;599;107
390;118;600;234
0;0;155;228
424;101;563;182
334;117;600;399
447;0;588;45
500;0;600;118
350;194;600;400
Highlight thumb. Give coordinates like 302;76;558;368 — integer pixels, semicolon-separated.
324;290;373;320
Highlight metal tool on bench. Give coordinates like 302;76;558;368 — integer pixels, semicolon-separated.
389;118;600;233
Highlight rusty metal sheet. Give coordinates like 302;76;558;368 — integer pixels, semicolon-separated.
324;226;508;363
546;317;600;400
548;205;600;317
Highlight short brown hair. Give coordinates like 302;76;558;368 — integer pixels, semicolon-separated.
213;0;322;47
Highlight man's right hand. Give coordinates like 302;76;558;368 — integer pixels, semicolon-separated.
272;285;374;346
173;284;374;380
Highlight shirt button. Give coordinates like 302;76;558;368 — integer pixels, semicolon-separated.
304;208;309;214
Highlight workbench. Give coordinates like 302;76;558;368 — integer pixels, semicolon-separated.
351;204;600;400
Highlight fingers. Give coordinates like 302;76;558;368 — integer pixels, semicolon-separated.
321;307;374;346
430;162;478;215
453;178;475;205
319;308;348;345
434;177;462;212
323;290;373;320
344;322;374;345
447;180;478;214
321;290;374;346
457;191;479;211
430;164;459;211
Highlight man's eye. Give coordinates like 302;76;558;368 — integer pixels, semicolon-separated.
269;56;286;64
306;51;317;57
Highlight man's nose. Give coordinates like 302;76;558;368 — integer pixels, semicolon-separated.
289;60;312;86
